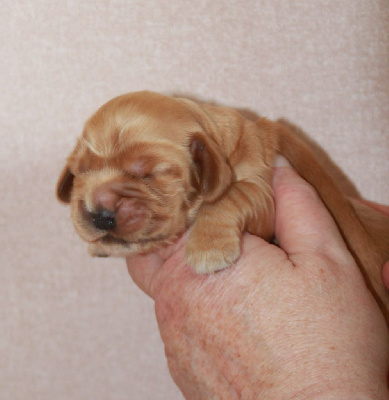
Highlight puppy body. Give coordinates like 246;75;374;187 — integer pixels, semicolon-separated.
57;91;389;322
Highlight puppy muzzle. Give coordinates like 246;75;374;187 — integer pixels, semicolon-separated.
90;210;116;231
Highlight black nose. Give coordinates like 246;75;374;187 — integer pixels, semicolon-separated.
90;210;116;231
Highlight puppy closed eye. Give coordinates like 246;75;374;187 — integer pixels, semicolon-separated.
126;171;154;180
125;158;180;181
125;158;154;180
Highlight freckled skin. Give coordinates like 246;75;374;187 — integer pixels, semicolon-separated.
126;167;389;399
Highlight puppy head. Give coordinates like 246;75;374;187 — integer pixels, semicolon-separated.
56;91;232;256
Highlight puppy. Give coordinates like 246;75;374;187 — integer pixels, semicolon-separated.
57;91;389;322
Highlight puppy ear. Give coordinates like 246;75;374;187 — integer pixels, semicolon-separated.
190;134;232;203
56;166;74;204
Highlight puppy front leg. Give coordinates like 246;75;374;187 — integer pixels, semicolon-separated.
185;180;275;274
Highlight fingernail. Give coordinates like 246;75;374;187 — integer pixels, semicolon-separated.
273;155;291;168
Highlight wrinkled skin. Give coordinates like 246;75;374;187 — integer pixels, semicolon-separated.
127;163;389;400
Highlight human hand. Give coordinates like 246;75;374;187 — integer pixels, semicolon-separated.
126;159;389;400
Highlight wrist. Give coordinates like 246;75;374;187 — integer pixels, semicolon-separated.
269;351;388;400
218;354;387;400
281;378;388;400
294;390;384;400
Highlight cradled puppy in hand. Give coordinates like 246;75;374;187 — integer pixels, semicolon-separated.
57;91;389;323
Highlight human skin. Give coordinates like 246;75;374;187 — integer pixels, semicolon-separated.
126;160;389;399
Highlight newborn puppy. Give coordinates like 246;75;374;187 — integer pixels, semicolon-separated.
57;91;389;322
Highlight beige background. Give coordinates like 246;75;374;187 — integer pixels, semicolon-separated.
1;1;388;399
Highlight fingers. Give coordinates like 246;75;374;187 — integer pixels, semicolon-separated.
126;232;189;298
272;156;350;261
126;252;164;298
127;155;381;296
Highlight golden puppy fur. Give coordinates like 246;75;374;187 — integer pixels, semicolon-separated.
57;91;389;322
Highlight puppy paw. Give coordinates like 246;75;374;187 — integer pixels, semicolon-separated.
185;229;241;274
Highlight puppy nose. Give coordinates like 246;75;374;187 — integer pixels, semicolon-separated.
90;210;116;231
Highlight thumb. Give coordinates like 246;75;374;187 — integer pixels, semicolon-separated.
126;232;189;298
272;156;350;261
